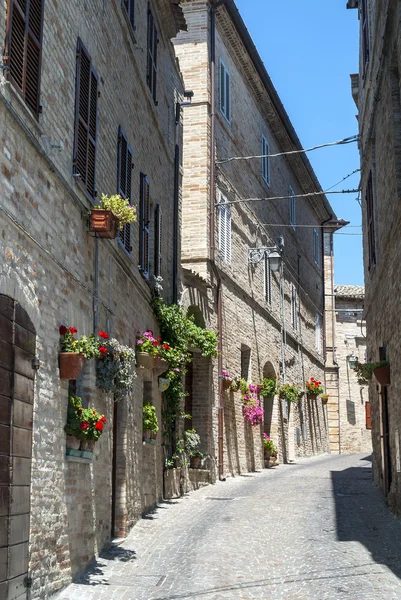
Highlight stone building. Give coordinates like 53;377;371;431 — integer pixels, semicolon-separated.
0;0;187;597
173;0;345;477
325;284;371;454
347;0;401;515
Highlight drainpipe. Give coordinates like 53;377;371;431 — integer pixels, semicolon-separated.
210;0;225;481
173;102;181;304
93;235;99;333
320;215;333;378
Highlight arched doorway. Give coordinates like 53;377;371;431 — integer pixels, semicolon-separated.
0;295;36;600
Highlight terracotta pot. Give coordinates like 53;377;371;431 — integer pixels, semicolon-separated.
80;439;96;451
321;396;329;405
190;457;200;469
66;435;80;450
136;352;154;370
154;357;169;374
222;379;232;391
143;429;157;442
59;352;86;379
374;365;390;386
90;209;119;239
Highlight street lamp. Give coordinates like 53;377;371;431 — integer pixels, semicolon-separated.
248;245;283;271
347;353;357;369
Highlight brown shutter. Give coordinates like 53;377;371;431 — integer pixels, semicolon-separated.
365;402;371;430
366;172;376;269
146;5;157;104
139;173;150;277
73;39;98;201
117;127;133;253
154;203;162;277
122;0;135;29
6;0;44;116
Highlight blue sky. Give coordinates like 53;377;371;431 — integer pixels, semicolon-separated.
235;0;363;286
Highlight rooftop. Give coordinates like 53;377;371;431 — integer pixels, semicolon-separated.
334;285;365;299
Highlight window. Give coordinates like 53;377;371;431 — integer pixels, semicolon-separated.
147;5;158;104
361;0;369;66
219;59;231;122
262;135;270;185
365;402;371;430
291;283;298;331
315;313;322;354
218;192;232;263
139;173;150;277
313;228;320;266
154;203;162;277
117;127;133;253
241;345;251;381
366;171;376;269
289;186;296;230
122;0;135;30
5;0;44;116
73;39;98;201
264;254;272;304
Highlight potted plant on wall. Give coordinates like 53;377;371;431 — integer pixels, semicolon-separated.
59;326;100;379
90;194;137;239
64;395;107;457
279;383;302;403
96;336;137;400
136;330;160;369
220;370;234;390
263;433;278;468
142;402;159;442
305;377;324;398
184;429;203;468
320;393;329;405
373;361;390;386
259;376;277;398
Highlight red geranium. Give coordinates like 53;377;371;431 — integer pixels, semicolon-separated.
95;421;104;431
68;327;77;334
101;416;107;423
163;343;170;350
80;421;89;430
152;341;159;347
99;346;108;354
59;325;67;335
98;331;109;339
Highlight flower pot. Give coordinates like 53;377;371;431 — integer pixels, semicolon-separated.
154;357;169;375
80;439;96;452
90;209;119;239
136;352;154;370
321;396;329;405
59;352;86;379
190;457;200;469
374;365;390;386
143;429;155;442
66;435;80;450
222;379;232;391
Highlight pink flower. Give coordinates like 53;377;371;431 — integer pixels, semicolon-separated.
137;340;143;345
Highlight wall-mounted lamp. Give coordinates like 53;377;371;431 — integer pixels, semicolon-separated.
31;357;40;371
248;245;283;272
347;353;357;369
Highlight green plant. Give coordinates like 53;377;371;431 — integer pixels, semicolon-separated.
263;433;277;457
259;377;277;398
95;194;136;228
353;360;389;386
96;338;136;400
279;383;302;403
305;377;324;395
59;326;101;359
191;449;203;459
64;395;107;441
184;429;201;457
142;403;159;434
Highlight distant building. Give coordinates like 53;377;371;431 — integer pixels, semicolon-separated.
347;0;401;515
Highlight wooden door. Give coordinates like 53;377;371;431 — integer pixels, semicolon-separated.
0;295;36;600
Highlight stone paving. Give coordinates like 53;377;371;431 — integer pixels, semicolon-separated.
54;453;401;599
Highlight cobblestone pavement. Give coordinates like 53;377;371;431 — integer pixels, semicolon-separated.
55;453;401;600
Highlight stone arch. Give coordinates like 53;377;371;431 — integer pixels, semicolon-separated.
0;294;37;600
261;360;278;439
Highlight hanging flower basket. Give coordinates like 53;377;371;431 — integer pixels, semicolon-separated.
59;352;86;379
66;435;81;450
321;395;329;405
373;365;390;386
222;379;232;391
136;352;154;370
90;209;119;239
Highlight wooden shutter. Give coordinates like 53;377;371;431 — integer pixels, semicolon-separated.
264;254;271;303
117;127;133;253
218;193;231;263
225;68;230;121
313;228;319;265
73;39;98;201
365;402;371;430
123;0;135;30
366;172;376;269
6;0;44;116
291;284;298;330
147;6;157;103
154;203;162;277
139;173;150;277
219;60;225;115
262;136;270;184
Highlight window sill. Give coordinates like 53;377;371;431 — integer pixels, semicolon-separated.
1;80;44;140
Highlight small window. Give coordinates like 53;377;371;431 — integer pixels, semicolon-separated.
315;313;322;354
218;192;232;263
219;59;231;122
313;228;320;266
366;171;376;269
117;127;133;254
264;254;272;304
5;0;45;116
262;135;270;186
73;39;99;201
122;0;135;30
146;5;158;104
289;186;296;230
139;173;150;277
291;283;298;331
241;345;251;381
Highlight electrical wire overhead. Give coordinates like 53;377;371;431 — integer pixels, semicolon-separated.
216;188;360;206
216;135;359;164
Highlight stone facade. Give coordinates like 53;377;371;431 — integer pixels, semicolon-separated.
348;0;401;515
173;0;341;477
0;0;186;597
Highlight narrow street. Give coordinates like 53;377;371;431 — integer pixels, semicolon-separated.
55;454;401;600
